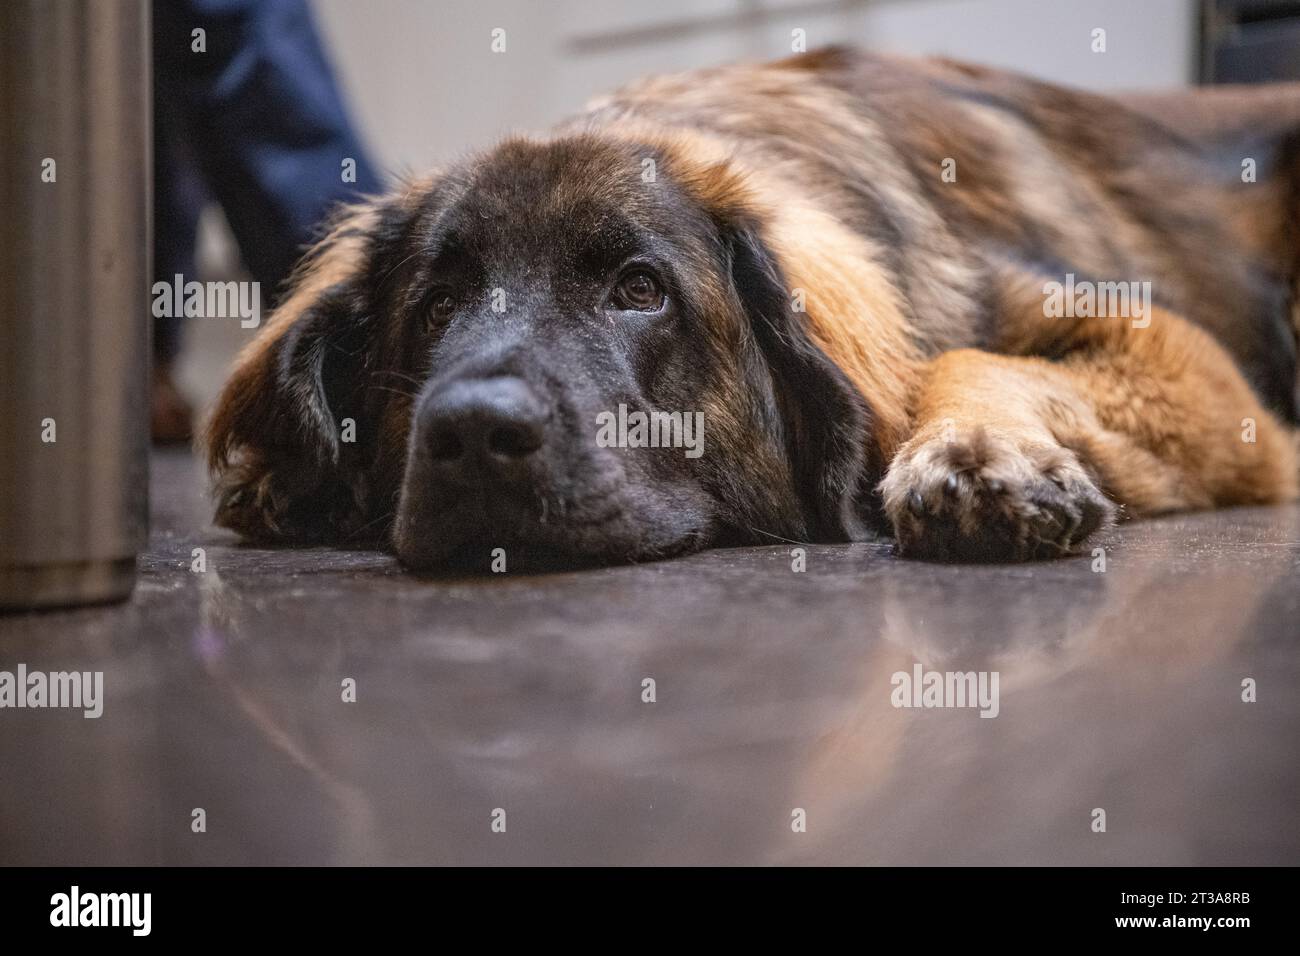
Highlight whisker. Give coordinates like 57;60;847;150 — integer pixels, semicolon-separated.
747;525;807;546
378;250;424;291
344;510;395;543
365;384;418;399
369;369;423;386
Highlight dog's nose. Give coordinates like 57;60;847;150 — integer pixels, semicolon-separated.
418;377;547;483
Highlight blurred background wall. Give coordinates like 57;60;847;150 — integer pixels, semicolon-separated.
309;0;1190;174
181;0;1199;408
312;0;1197;174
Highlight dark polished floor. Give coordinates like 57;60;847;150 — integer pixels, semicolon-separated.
1;448;1297;865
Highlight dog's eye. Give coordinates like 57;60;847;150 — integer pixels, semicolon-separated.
608;270;665;313
425;289;458;331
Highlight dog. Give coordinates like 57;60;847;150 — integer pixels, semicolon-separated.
206;47;1300;568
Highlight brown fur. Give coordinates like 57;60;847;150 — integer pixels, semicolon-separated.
581;48;1300;559
207;48;1300;563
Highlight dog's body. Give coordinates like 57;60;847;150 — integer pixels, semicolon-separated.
208;48;1300;566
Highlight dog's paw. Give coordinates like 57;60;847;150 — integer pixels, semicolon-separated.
879;424;1113;561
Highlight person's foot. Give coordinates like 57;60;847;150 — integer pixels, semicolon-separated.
151;364;195;445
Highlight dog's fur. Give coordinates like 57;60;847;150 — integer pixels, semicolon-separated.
206;48;1300;567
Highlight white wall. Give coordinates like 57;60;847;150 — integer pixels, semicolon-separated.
313;0;1197;175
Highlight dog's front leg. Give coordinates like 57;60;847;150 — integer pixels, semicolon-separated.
879;294;1297;561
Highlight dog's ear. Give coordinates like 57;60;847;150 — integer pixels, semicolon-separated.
205;201;392;541
725;221;877;540
683;161;876;540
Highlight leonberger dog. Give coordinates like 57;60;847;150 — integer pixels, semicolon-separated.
206;48;1300;568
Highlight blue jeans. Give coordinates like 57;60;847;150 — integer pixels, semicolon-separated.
153;0;382;362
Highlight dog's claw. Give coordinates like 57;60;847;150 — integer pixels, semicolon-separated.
907;489;926;516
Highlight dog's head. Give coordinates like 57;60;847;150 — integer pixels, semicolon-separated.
207;134;879;569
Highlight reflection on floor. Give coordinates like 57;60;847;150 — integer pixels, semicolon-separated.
1;449;1297;865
